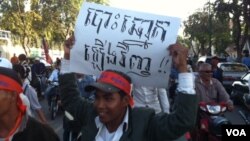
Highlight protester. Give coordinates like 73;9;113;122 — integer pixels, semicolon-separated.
63;73;95;141
48;60;61;83
44;60;61;107
210;56;223;82
13;64;47;124
0;66;59;141
31;57;46;75
59;36;198;141
18;54;32;84
195;63;234;110
10;53;19;65
0;58;13;69
0;57;32;116
31;57;47;97
226;54;234;62
75;73;95;99
242;50;250;69
133;86;170;114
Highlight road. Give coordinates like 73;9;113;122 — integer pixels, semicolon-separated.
40;98;64;141
225;106;245;125
39;97;249;141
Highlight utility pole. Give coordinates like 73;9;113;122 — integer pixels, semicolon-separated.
208;0;212;55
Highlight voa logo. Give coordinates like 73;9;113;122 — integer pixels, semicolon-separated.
226;129;246;136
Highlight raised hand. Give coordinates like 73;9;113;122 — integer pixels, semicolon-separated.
64;35;75;60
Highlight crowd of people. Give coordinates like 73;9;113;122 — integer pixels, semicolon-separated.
0;57;59;141
0;37;238;141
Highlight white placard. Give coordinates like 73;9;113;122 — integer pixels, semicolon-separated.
70;2;181;88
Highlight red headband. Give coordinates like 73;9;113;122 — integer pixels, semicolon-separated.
0;74;23;94
0;74;26;113
98;71;134;106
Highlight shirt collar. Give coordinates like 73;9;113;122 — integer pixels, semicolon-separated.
95;107;129;132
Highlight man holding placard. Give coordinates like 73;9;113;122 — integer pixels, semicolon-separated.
59;36;197;141
59;2;197;141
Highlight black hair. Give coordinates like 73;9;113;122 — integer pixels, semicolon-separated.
18;54;27;62
12;64;27;79
243;50;250;57
243;50;249;54
0;67;22;85
56;59;61;66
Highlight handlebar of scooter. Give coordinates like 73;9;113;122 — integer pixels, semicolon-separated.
199;102;228;115
47;81;59;86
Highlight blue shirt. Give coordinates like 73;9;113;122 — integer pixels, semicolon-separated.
77;75;95;99
242;57;250;68
170;67;179;80
48;69;59;82
212;68;223;82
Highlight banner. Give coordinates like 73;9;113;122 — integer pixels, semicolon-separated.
70;2;181;88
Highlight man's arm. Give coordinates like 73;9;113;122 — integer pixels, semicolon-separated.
25;85;47;123
215;79;234;110
59;35;91;126
59;61;91;126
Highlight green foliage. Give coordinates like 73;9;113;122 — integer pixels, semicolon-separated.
0;0;108;54
183;10;210;55
214;0;250;59
183;2;232;56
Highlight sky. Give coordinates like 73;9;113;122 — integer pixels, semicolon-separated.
109;0;212;20
109;0;214;35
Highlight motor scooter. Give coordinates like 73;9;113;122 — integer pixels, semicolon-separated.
46;81;61;120
191;102;231;141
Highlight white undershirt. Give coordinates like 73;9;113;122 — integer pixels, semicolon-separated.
94;108;129;141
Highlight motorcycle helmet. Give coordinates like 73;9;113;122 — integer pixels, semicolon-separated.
209;116;231;136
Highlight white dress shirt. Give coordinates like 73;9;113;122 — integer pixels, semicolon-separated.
94;108;129;141
133;86;170;114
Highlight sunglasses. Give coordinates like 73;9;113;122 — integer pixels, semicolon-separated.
200;70;213;73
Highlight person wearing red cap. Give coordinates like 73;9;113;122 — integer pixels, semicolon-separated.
0;67;59;141
59;36;198;141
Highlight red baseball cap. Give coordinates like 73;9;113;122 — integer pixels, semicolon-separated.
85;70;134;107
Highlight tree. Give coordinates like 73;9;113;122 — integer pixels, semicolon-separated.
0;0;108;55
214;0;250;60
212;16;232;55
183;10;211;56
0;0;42;54
183;2;232;57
